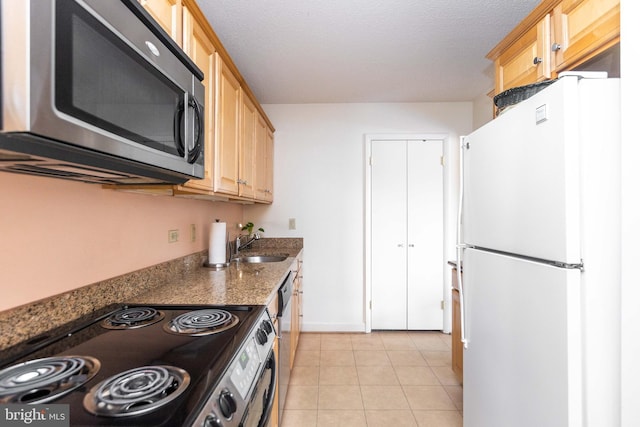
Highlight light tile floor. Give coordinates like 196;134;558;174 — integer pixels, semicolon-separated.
281;331;463;427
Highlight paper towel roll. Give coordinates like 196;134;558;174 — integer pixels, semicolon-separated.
208;222;227;264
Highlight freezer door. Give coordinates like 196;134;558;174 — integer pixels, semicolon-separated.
463;77;583;264
462;248;582;427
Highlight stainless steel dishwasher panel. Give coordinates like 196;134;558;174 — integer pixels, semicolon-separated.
277;272;293;422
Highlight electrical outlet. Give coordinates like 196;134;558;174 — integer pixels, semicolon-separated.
289;218;296;230
168;229;179;243
190;224;196;242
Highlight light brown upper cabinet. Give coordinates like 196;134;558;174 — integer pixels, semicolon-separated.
140;0;182;46
239;91;257;199
264;130;274;203
181;6;215;192
120;0;275;203
214;55;242;196
492;15;551;94
255;115;274;203
551;0;620;71
488;0;619;95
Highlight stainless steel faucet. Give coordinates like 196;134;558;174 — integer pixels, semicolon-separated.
234;232;261;255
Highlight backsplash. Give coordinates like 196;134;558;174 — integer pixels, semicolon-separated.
0;251;206;351
244;237;303;252
0;238;303;352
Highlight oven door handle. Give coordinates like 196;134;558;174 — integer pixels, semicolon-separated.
258;349;277;427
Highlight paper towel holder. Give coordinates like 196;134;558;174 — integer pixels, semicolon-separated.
204;220;231;269
205;237;231;269
203;261;230;270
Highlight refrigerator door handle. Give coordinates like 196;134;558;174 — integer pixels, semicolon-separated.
457;136;469;349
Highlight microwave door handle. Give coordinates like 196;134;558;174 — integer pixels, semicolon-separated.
173;98;186;158
187;95;203;164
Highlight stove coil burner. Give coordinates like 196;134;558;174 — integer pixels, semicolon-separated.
83;365;190;417
0;355;100;404
163;309;240;336
102;307;165;330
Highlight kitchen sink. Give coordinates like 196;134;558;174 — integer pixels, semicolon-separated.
232;255;288;263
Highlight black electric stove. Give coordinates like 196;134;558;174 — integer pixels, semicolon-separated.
0;304;276;426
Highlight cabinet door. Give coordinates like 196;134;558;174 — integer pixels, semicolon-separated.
214;55;241;195
140;0;182;45
264;129;274;202
254;114;268;201
254;115;274;203
451;270;463;384
552;0;620;71
494;14;551;94
296;259;303;340
290;290;298;369
181;7;215;191
239;91;256;198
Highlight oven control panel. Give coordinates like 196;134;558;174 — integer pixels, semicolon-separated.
191;309;276;427
230;339;260;399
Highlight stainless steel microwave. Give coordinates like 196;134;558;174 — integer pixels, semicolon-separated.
0;0;205;184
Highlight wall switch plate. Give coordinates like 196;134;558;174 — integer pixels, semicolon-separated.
168;229;179;243
190;224;196;242
288;218;296;230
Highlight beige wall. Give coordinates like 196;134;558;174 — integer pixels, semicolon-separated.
472;91;494;130
0;173;242;311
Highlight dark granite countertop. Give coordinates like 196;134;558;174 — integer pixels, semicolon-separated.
0;238;303;352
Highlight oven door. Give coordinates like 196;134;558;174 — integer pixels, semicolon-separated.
240;349;277;427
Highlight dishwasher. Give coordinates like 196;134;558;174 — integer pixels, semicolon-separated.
277;271;293;422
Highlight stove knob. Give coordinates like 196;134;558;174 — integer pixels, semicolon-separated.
218;390;237;419
261;319;274;335
256;327;268;345
203;413;223;427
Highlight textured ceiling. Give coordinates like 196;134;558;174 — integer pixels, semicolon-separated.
196;0;540;104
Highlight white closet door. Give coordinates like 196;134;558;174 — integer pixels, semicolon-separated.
371;139;443;330
407;140;443;330
371;140;408;329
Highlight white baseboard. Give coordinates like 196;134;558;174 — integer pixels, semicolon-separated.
301;322;366;333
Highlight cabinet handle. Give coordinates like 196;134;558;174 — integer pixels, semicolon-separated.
408;244;415;248
552;42;562;52
533;57;543;65
236;179;247;185
397;243;404;247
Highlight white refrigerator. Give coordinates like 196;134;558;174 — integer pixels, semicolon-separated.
458;74;620;427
